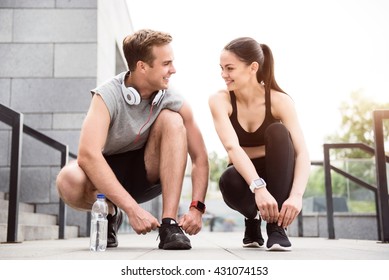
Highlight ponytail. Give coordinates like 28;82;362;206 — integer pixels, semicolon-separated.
259;44;285;94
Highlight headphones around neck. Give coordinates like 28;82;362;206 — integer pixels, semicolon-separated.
121;81;166;106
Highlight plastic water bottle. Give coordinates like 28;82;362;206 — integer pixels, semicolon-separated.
90;193;108;252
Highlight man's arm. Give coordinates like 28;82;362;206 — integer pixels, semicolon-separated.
177;101;209;235
78;94;159;233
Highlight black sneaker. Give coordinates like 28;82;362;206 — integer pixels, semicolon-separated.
107;205;123;248
266;223;292;251
243;218;264;248
158;218;191;250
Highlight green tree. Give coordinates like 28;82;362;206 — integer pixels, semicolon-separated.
208;151;228;184
310;90;388;212
325;90;389;158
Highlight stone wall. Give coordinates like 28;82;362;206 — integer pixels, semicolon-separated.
0;0;132;236
289;213;379;240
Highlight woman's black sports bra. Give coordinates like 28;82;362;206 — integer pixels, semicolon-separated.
229;88;280;147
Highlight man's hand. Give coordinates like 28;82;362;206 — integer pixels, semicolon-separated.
127;206;160;235
178;208;203;235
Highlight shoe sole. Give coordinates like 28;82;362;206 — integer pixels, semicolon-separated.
107;242;118;248
242;242;264;248
159;241;192;250
266;244;292;251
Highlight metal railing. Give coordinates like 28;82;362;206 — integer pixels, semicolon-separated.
0;103;75;242
323;110;389;242
373;109;389;242
2;103;388;242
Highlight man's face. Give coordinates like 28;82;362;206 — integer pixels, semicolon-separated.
145;44;176;91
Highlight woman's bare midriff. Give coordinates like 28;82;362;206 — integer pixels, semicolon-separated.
228;145;265;164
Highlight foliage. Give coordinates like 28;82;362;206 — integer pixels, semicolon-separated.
348;200;376;213
305;91;387;213
305;166;325;197
325;90;389;158
208;151;228;183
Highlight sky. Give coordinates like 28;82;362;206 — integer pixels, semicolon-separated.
126;0;389;160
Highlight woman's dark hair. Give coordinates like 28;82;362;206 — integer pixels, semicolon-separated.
223;37;285;94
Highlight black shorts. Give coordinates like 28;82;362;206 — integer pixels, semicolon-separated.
104;147;161;203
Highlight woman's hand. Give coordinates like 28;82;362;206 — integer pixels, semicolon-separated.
254;188;279;223
277;194;302;228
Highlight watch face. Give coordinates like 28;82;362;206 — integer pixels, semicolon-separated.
190;201;206;213
254;178;265;187
196;201;205;211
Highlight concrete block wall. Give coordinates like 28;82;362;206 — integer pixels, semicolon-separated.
288;212;378;240
0;0;132;236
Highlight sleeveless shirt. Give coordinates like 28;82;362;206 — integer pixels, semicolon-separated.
229;88;280;147
91;71;184;155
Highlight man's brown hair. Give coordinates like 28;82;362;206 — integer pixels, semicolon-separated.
123;29;173;71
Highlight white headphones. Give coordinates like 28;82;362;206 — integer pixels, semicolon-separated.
121;81;166;106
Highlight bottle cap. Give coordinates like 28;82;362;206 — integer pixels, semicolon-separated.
97;193;105;199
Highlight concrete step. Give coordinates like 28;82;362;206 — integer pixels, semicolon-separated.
0;223;79;243
0;210;57;225
0;191;79;242
0;196;35;213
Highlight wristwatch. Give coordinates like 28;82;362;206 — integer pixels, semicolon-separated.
190;200;206;214
249;178;267;193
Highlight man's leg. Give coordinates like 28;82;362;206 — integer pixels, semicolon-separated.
56;160;122;247
56;161;97;211
145;109;191;249
145;109;188;220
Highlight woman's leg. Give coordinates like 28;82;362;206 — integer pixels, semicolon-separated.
219;164;264;247
219;166;257;219
264;123;295;209
264;122;295;250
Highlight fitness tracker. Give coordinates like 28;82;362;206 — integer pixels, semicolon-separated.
190;200;206;214
249;178;267;193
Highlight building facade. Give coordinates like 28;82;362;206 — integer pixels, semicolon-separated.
0;0;133;237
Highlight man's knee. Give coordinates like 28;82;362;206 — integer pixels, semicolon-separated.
155;109;186;136
56;161;87;204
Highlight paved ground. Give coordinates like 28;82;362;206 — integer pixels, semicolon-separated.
1;231;388;260
1;232;388;279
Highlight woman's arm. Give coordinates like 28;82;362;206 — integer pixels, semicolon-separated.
272;91;311;227
208;90;279;223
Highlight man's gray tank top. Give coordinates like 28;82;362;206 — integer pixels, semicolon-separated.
91;71;184;155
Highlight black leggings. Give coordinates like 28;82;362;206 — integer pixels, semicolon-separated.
219;123;295;219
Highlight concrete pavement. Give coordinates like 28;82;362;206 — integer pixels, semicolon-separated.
1;231;388;260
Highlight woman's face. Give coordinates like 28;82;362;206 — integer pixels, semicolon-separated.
219;50;254;91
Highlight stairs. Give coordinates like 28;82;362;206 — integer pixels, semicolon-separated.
0;192;79;243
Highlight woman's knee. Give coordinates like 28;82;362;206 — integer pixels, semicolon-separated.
265;123;291;146
219;166;246;193
219;166;257;218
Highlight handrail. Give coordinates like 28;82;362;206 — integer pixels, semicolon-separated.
0;104;23;243
323;111;389;242
0;103;76;242
373;109;389;242
22;124;71;239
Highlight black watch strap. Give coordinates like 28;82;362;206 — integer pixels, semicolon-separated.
190;200;206;213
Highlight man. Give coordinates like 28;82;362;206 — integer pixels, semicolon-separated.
56;29;209;250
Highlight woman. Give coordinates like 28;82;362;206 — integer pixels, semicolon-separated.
208;37;310;251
